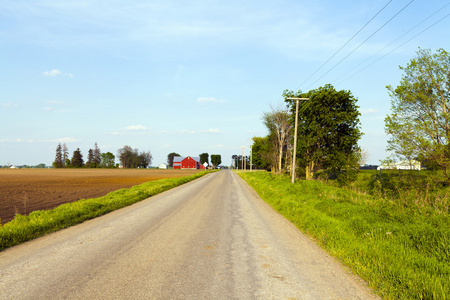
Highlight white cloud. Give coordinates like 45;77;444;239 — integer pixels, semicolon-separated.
206;128;222;133
2;102;18;108
42;69;62;77
125;125;148;131
361;108;379;115
197;97;225;103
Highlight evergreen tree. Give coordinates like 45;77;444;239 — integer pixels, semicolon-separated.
87;149;94;168
53;143;63;168
93;142;101;168
62;143;69;167
71;148;84;168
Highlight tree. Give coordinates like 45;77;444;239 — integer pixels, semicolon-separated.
211;154;222;167
199;153;209;165
62;143;69;167
118;145;136;168
251;136;274;170
284;84;362;180
86;149;95;168
138;151;152;168
100;152;115;168
53;143;63;168
118;145;152;168
167;152;181;168
385;48;450;177
93;142;101;168
86;142;101;168
71;148;84;168
262;106;292;173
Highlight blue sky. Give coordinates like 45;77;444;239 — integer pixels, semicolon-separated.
1;0;449;166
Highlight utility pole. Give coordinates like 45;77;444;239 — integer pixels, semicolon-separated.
249;143;253;171
244;146;247;171
241;146;246;172
286;97;309;184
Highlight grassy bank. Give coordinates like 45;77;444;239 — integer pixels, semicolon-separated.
0;171;211;251
239;171;449;300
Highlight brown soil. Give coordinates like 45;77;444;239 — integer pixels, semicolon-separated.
0;168;200;224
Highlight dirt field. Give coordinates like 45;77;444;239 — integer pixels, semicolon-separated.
0;168;201;224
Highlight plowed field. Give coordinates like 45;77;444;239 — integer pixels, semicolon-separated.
0;169;200;224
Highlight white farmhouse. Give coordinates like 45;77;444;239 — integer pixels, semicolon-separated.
377;160;421;171
158;163;168;169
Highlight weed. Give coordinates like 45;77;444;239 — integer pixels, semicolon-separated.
239;171;449;300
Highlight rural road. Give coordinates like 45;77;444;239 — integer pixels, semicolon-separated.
0;170;378;299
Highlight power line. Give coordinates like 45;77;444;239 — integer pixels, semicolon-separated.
305;0;416;90
337;11;450;84
294;0;393;91
335;2;450;84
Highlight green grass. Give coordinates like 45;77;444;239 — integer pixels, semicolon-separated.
239;171;449;300
0;171;211;251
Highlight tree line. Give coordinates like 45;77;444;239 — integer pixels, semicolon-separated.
53;143;152;168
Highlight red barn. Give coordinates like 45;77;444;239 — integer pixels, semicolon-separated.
173;156;203;169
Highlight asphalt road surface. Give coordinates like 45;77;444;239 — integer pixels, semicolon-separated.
0;170;378;299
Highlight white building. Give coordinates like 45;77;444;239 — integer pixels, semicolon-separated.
158;163;168;169
377;160;421;171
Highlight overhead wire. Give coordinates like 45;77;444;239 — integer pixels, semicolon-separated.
294;0;393;92
337;11;450;84
304;0;416;91
335;2;450;85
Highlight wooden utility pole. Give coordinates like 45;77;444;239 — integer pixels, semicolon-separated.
241;146;247;172
286;97;309;184
249;143;253;171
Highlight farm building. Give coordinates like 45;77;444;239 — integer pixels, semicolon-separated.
158;163;168;169
377;160;421;171
173;156;206;169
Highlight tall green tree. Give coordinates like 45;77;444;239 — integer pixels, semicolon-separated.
199;153;209;165
385;48;450;176
251;136;274;170
86;149;95;168
100;152;115;168
53;143;63;168
71;148;84;168
284;84;362;180
211;154;222;167
167;152;181;168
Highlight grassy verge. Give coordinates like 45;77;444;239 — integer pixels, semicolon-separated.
238;171;449;300
0;171;211;252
